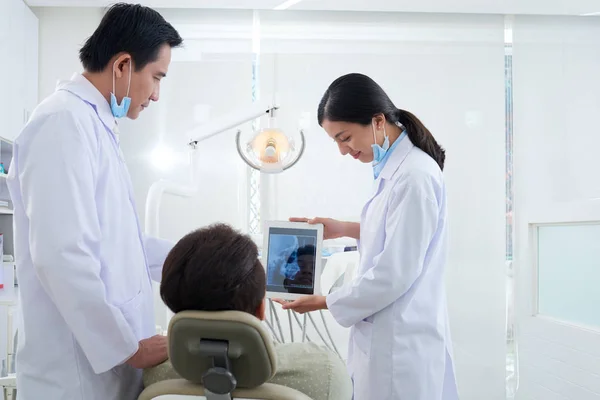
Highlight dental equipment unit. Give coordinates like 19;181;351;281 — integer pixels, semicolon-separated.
144;101;355;358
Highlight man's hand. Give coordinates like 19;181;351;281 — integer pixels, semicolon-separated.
126;335;168;369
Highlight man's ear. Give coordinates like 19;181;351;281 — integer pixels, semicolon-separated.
113;54;132;78
256;297;266;321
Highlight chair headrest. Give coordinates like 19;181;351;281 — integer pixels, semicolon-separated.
167;310;277;389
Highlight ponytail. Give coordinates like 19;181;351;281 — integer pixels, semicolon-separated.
395;109;445;171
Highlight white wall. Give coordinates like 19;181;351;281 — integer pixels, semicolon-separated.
36;8;103;100
513;15;600;400
36;8;508;399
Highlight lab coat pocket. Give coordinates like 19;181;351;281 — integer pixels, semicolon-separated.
117;289;144;337
110;293;143;383
353;319;373;356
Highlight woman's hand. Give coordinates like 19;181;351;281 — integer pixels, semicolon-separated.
289;217;346;240
272;295;328;314
289;217;360;240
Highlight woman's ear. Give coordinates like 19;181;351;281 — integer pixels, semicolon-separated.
372;113;386;131
256;297;266;320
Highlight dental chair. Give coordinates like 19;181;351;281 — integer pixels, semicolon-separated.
139;310;312;400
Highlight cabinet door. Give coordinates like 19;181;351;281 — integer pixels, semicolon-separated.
0;1;10;141
0;305;7;370
23;3;39;123
6;0;25;142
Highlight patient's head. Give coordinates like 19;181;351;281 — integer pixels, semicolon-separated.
297;245;316;272
160;223;267;319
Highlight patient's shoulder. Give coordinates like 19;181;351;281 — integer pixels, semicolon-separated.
271;343;352;400
143;360;179;388
274;342;343;366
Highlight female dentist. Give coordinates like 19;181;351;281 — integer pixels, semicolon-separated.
277;73;459;400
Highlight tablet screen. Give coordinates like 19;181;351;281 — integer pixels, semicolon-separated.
265;227;318;295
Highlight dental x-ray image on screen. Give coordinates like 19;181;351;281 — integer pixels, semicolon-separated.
263;221;323;300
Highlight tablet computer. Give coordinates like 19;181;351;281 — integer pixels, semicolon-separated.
263;220;324;300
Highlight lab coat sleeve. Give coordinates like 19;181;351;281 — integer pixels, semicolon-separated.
326;175;439;328
143;235;175;282
19;112;140;374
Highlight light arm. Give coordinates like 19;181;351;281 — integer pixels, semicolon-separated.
187;102;278;146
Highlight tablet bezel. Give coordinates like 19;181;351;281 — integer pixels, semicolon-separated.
262;220;324;301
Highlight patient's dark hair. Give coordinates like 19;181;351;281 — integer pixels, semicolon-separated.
160;223;265;316
297;245;315;257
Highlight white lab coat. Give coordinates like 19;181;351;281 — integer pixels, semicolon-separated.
7;74;173;400
327;138;459;400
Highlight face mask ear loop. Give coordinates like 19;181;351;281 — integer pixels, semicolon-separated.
112;59;117;96
113;59;132;99
125;60;132;97
372;121;378;145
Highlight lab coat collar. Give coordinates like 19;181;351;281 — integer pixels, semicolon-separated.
378;135;414;181
56;73;117;133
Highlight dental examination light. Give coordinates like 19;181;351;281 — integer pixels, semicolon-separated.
144;99;306;328
145;99;305;238
187;102;305;173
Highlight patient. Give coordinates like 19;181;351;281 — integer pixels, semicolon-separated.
143;224;353;400
283;245;316;295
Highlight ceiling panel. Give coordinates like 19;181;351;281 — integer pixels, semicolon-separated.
23;0;600;16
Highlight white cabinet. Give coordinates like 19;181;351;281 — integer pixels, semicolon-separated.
0;2;9;141
0;0;38;142
0;284;18;377
0;1;31;386
0;137;16;379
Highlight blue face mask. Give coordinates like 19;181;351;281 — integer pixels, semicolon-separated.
110;94;131;119
372;123;407;179
371;136;390;163
371;122;390;164
110;59;132;119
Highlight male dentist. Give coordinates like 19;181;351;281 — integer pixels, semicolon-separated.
7;4;182;399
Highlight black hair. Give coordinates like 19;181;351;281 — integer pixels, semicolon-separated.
79;3;183;72
317;73;445;170
160;223;265;316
